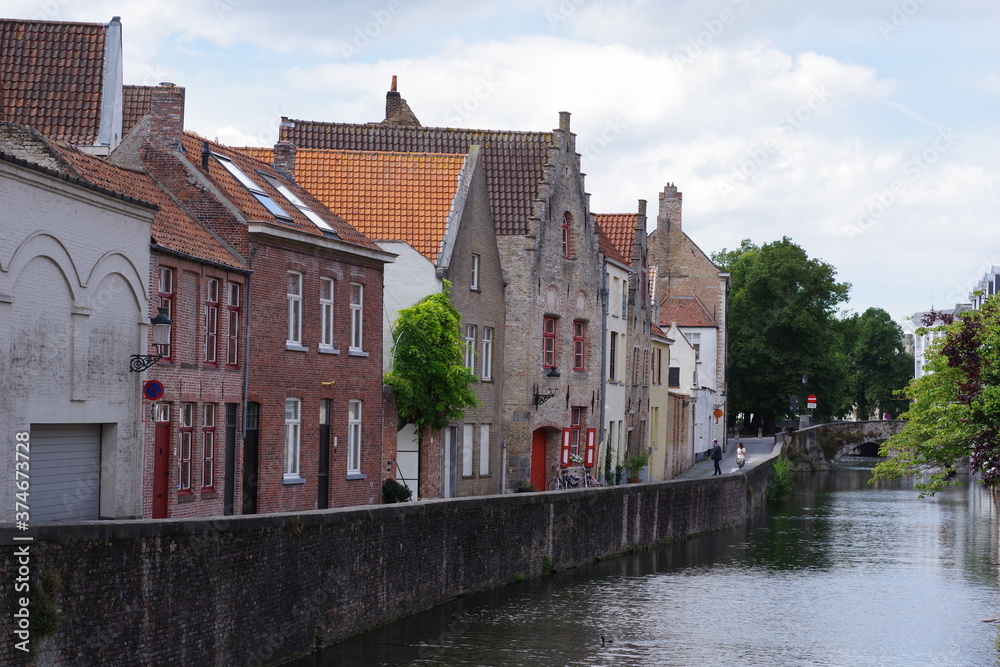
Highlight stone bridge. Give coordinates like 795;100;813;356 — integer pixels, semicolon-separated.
782;420;905;471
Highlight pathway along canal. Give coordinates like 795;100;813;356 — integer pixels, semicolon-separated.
290;459;1000;666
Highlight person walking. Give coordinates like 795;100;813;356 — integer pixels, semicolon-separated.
736;442;747;469
711;439;723;475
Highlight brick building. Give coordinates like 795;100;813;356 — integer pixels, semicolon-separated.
278;83;606;492
117;83;395;513
241;142;506;499
648;184;730;455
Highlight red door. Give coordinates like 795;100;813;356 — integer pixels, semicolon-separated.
152;414;170;519
531;429;547;491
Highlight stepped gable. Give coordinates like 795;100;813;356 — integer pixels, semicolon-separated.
189;135;380;251
659;295;718;328
280;118;551;236
0;17;108;144
241;146;466;262
595;213;636;261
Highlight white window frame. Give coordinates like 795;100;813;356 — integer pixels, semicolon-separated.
348;400;362;475
204;278;219;363
471;253;480;290
287;272;303;346
202;403;216;489
464;324;476;371
284;398;301;479
481;327;493;381
479;424;490;475
462;423;474;477
349;283;364;352
319;277;335;350
226;282;241;366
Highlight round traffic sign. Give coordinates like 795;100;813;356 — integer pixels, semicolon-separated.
143;380;165;401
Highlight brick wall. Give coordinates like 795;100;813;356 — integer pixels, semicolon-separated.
0;455;775;666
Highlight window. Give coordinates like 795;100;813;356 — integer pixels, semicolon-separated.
573;321;586;371
213;153;293;221
561;212;571;259
480;424;490;475
668;367;681;388
204;278;219;363
287;272;302;346
202;404;216;489
482;327;493;381
621;281;628;319
284;398;301;479
348;400;362;475
633;348;639;385
179;403;194;492
464;325;477;371
609;332;618;380
471;253;480;290
685;332;701;360
612;276;620;317
463;423;474;477
319;277;335;349
157;267;174;359
570;407;585;455
226;283;241;366
350;283;364;352
653;348;663;385
261;173;337;234
543;316;557;368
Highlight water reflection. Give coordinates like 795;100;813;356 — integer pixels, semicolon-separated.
292;462;1000;667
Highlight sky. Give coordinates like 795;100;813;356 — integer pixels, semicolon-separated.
5;0;999;323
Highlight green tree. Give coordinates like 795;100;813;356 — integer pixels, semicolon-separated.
873;297;1000;495
838;308;914;419
384;283;478;432
713;237;851;432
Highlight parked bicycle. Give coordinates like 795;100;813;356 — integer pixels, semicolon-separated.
547;465;603;490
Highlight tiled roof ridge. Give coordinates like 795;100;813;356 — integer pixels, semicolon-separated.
0;17;109;29
0;125;157;211
283;117;554;141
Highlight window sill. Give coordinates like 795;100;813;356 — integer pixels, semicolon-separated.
346;473;366;481
318;346;340;355
348;349;369;358
177;492;194;503
285;343;309;352
200;489;218;499
282;476;306;485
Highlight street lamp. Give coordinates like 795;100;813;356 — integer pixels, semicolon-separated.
533;367;560;407
130;306;173;372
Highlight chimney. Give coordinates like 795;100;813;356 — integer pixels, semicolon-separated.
150;82;185;150
385;75;402;121
558;111;571;131
201;140;210;171
658;183;682;233
274;142;297;182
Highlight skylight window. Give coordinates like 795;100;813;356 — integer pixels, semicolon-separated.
212;153;293;222
261;173;338;235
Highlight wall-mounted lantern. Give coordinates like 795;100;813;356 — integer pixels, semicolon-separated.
130;306;173;372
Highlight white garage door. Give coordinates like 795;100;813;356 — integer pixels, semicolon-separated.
31;424;102;522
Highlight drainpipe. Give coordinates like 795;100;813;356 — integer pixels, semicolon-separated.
239;244;257;514
599;266;609;483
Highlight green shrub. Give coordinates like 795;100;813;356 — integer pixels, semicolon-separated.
382;478;413;503
768;457;794;500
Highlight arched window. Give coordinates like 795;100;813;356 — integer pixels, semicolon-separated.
561;212;572;259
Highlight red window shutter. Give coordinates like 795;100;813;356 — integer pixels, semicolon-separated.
585;428;597;467
560;428;572;467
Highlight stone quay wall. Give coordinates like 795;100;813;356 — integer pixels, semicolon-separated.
0;456;775;666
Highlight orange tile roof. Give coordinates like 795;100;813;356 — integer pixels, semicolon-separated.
246;147;466;262
280;118;551;236
187;136;380;251
594;213;635;262
659;295;718;328
123;85;154;137
594;220;629;266
0;18;107;145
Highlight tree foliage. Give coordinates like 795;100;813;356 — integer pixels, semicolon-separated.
873;297;1000;495
837;308;914;419
713;237;851;431
383;283;478;432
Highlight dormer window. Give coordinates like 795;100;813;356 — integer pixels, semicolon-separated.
212;153;292;222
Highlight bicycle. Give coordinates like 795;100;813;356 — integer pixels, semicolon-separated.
547;465;582;490
581;467;604;487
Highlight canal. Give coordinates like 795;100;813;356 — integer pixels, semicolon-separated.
291;460;1000;666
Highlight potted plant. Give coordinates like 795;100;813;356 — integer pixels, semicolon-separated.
623;450;650;483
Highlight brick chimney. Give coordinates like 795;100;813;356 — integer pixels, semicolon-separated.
149;82;185;150
273;141;297;181
382;75;421;127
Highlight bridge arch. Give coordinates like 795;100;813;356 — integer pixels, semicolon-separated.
784;420;905;471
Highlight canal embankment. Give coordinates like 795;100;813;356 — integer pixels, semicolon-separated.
0;447;778;666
